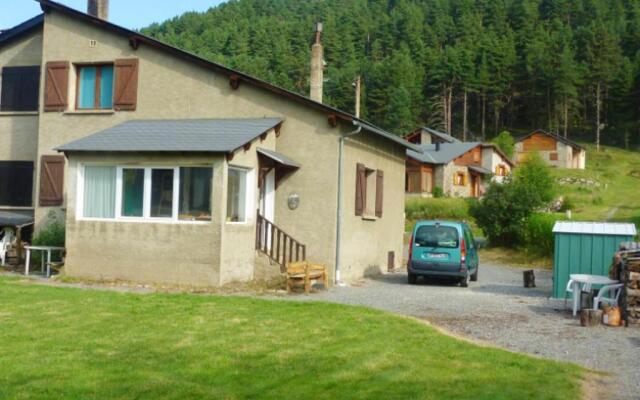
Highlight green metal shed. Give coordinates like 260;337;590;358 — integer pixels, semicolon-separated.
552;221;637;298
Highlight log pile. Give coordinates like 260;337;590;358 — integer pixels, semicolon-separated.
620;243;640;325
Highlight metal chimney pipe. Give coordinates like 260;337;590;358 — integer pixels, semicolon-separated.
309;22;323;103
88;0;109;20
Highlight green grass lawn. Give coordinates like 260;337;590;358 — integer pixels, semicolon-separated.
0;276;583;399
551;144;640;227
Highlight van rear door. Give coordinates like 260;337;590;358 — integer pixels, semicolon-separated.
412;224;461;272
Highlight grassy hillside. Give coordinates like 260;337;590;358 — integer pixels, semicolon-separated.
552;144;640;227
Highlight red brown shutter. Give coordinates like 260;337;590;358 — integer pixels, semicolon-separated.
114;59;139;111
375;170;384;217
355;163;366;216
39;155;65;206
44;61;69;111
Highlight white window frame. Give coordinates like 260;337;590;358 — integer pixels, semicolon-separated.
77;163;212;225
226;166;255;225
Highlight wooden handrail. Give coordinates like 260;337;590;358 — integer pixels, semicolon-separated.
256;210;306;272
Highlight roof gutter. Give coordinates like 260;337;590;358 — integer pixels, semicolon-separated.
334;121;361;285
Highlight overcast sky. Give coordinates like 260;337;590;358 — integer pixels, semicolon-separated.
1;0;226;30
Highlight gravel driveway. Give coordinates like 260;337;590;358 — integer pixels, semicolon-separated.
288;262;639;399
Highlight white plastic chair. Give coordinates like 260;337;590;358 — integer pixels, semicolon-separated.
594;283;624;310
0;228;15;266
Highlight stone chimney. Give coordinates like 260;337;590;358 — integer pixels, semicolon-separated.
309;22;323;103
88;0;109;20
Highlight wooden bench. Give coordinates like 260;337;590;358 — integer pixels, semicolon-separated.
286;261;328;294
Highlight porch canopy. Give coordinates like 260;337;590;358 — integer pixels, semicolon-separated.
257;148;300;169
56;117;284;153
468;165;492;175
0;211;34;228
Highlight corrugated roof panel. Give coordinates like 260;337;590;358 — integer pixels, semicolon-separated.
552;221;637;236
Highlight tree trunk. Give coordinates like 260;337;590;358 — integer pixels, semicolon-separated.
563;98;569;138
595;82;601;152
443;86;448;133
462;89;468;141
547;85;552;131
447;86;453;134
481;92;486;140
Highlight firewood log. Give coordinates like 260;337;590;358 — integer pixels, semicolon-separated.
580;309;602;327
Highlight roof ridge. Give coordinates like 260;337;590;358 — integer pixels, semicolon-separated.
36;0;418;151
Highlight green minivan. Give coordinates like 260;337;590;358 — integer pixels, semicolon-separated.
407;221;479;287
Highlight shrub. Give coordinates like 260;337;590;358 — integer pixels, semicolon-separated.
522;213;557;257
469;177;528;247
513;153;556;209
32;220;65;248
491;131;515;159
432;186;444;198
30;218;65;266
559;195;575;212
471;157;555;248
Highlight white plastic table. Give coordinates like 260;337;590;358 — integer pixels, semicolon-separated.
24;245;65;277
568;274;619;316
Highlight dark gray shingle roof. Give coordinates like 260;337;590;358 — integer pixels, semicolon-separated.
407;142;481;164
36;0;417;152
56;118;284;153
0;14;43;47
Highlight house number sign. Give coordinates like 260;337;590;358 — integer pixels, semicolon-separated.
287;193;300;210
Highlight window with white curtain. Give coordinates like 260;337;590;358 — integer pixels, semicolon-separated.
83;166;116;218
79;164;213;223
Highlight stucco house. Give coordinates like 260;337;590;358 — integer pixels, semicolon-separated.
404;127;514;197
515;129;586;169
0;0;416;286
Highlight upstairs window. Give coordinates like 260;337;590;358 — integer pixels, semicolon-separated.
76;64;114;109
0;66;40;112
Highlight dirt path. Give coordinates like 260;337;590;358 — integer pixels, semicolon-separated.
605;206;620;221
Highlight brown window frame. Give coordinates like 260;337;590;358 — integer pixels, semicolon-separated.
75;63;114;110
355;163;383;218
454;171;466;186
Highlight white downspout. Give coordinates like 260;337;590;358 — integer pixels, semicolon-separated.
335;121;362;285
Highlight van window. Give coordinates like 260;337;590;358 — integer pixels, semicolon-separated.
415;226;459;248
464;228;474;249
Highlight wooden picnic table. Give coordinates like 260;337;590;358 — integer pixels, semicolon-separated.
24;245;65;277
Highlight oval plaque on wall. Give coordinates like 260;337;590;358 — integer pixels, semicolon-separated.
287;193;300;210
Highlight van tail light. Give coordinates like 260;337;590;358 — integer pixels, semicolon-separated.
460;237;467;272
407;233;414;267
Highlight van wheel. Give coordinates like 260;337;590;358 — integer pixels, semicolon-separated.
459;273;469;287
408;273;417;285
471;266;478;282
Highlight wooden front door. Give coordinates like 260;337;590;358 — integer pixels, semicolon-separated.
259;169;276;249
471;174;480;198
